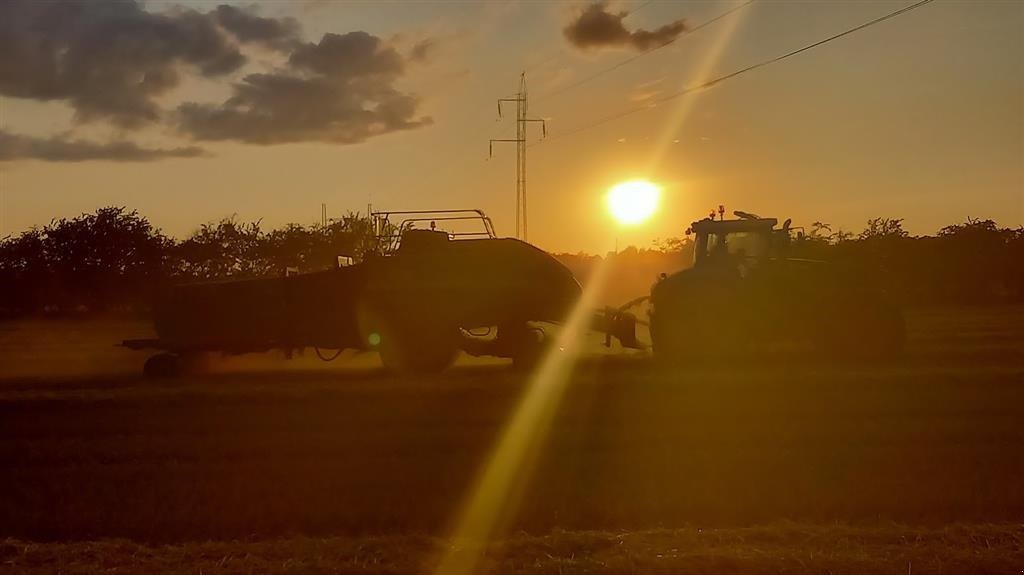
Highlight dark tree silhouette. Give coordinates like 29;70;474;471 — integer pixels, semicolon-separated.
0;228;47;312
175;217;267;280
858;217;908;240
1;208;1021;316
0;208;172;313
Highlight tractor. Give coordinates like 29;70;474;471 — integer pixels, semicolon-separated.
648;209;905;361
126;210;639;377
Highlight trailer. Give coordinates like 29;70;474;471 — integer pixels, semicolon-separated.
125;210;639;377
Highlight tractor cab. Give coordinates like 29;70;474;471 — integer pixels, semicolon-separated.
689;211;795;272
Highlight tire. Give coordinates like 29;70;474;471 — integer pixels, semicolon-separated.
497;323;547;371
651;304;741;367
143;353;180;378
378;325;459;374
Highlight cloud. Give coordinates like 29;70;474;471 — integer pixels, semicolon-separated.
177;31;431;145
409;39;437;63
0;1;430;157
0;131;206;162
0;1;299;128
213;5;301;51
563;2;687;51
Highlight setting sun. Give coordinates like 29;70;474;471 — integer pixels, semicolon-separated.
606;180;661;225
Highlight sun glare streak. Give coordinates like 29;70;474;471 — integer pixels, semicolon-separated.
645;2;750;173
433;260;611;575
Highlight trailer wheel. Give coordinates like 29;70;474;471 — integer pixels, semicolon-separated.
143;353;180;379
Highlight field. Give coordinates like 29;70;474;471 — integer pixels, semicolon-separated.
0;306;1022;573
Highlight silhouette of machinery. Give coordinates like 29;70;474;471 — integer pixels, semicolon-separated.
127;210;638;377
648;209;905;361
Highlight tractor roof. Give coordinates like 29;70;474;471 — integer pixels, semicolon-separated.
690;217;778;234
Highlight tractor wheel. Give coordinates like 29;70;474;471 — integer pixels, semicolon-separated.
143;353;180;379
651;304;739;366
649;311;683;367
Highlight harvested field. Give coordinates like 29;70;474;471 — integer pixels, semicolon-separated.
3;524;1023;574
0;306;1021;572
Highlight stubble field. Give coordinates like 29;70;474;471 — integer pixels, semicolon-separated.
0;306;1021;573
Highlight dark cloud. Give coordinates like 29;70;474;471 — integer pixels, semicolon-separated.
0;1;299;128
0;131;206;162
564;2;687;51
214;5;301;51
177;31;431;145
289;31;405;77
0;2;428;156
409;39;436;63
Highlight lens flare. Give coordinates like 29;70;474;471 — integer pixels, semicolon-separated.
433;259;610;575
606;180;661;225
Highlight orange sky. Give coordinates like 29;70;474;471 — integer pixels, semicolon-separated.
1;0;1021;254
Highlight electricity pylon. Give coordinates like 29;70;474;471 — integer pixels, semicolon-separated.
490;73;545;241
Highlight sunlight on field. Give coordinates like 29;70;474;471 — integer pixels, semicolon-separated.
434;260;611;575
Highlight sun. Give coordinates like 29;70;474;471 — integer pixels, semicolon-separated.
606;180;661;225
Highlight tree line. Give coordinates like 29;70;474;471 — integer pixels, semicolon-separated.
0;207;1021;316
796;217;1023;305
550;217;1023;308
0;207;377;315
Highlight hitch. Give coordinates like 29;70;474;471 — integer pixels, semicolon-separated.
593;307;641;349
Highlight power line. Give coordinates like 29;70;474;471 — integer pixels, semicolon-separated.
627;0;656;16
534;0;936;147
534;0;757;104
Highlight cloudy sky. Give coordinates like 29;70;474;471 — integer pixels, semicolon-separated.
0;0;1021;253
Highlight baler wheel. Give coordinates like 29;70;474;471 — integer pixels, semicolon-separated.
359;303;458;375
378;324;459;374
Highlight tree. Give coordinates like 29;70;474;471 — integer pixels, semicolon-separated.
935;218;1020;303
262;223;318;273
316;213;380;265
0;229;47;313
651;235;694;254
39;207;172;310
859;218;908;240
175;216;267;280
809;221;832;241
174;212;380;280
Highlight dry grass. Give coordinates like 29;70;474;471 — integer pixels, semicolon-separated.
2;523;1021;574
0;307;1021;572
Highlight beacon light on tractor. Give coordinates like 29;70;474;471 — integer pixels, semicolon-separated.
648;209;905;361
124;209;641;377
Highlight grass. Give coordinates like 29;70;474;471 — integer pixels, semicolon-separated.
0;306;1021;572
2;524;1022;574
